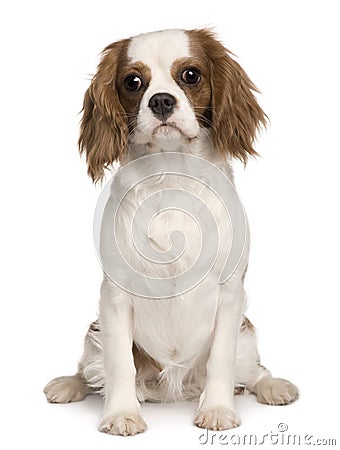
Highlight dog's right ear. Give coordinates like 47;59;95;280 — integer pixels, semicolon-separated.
78;40;129;183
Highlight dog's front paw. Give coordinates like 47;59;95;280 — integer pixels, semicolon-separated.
255;376;299;405
194;407;240;431
98;413;147;436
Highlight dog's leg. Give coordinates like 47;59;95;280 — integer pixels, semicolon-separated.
97;276;147;436
236;317;299;405
194;277;244;431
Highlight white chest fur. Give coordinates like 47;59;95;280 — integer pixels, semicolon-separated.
102;150;244;372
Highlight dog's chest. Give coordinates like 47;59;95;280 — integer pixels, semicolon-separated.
132;280;220;366
116;173;233;277
117;173;233;365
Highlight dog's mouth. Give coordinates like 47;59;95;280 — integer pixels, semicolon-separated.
152;121;182;135
152;122;197;143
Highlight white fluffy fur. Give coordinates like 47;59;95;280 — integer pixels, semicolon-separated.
44;29;298;436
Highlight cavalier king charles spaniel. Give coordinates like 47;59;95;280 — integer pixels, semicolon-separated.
44;29;298;436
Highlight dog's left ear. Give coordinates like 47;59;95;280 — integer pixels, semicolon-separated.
193;29;267;162
79;40;129;183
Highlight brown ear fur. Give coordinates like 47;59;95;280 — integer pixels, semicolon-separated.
190;29;267;162
78;40;129;183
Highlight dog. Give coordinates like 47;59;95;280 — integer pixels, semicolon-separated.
44;28;298;436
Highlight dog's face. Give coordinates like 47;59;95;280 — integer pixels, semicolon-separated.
121;30;210;150
79;29;266;182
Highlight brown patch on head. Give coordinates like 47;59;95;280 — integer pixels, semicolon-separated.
116;61;151;132
186;29;267;162
79;39;152;183
171;57;212;127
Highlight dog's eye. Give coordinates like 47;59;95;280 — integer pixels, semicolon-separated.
124;75;143;92
181;68;201;85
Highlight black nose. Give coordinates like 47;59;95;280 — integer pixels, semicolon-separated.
148;93;176;121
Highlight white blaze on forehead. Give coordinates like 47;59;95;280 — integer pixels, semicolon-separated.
127;29;199;146
127;29;191;67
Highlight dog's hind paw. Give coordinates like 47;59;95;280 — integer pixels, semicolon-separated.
254;376;299;405
44;375;90;403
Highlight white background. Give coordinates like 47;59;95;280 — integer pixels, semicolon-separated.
1;0;339;448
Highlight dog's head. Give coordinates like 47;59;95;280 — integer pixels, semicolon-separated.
79;29;266;182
